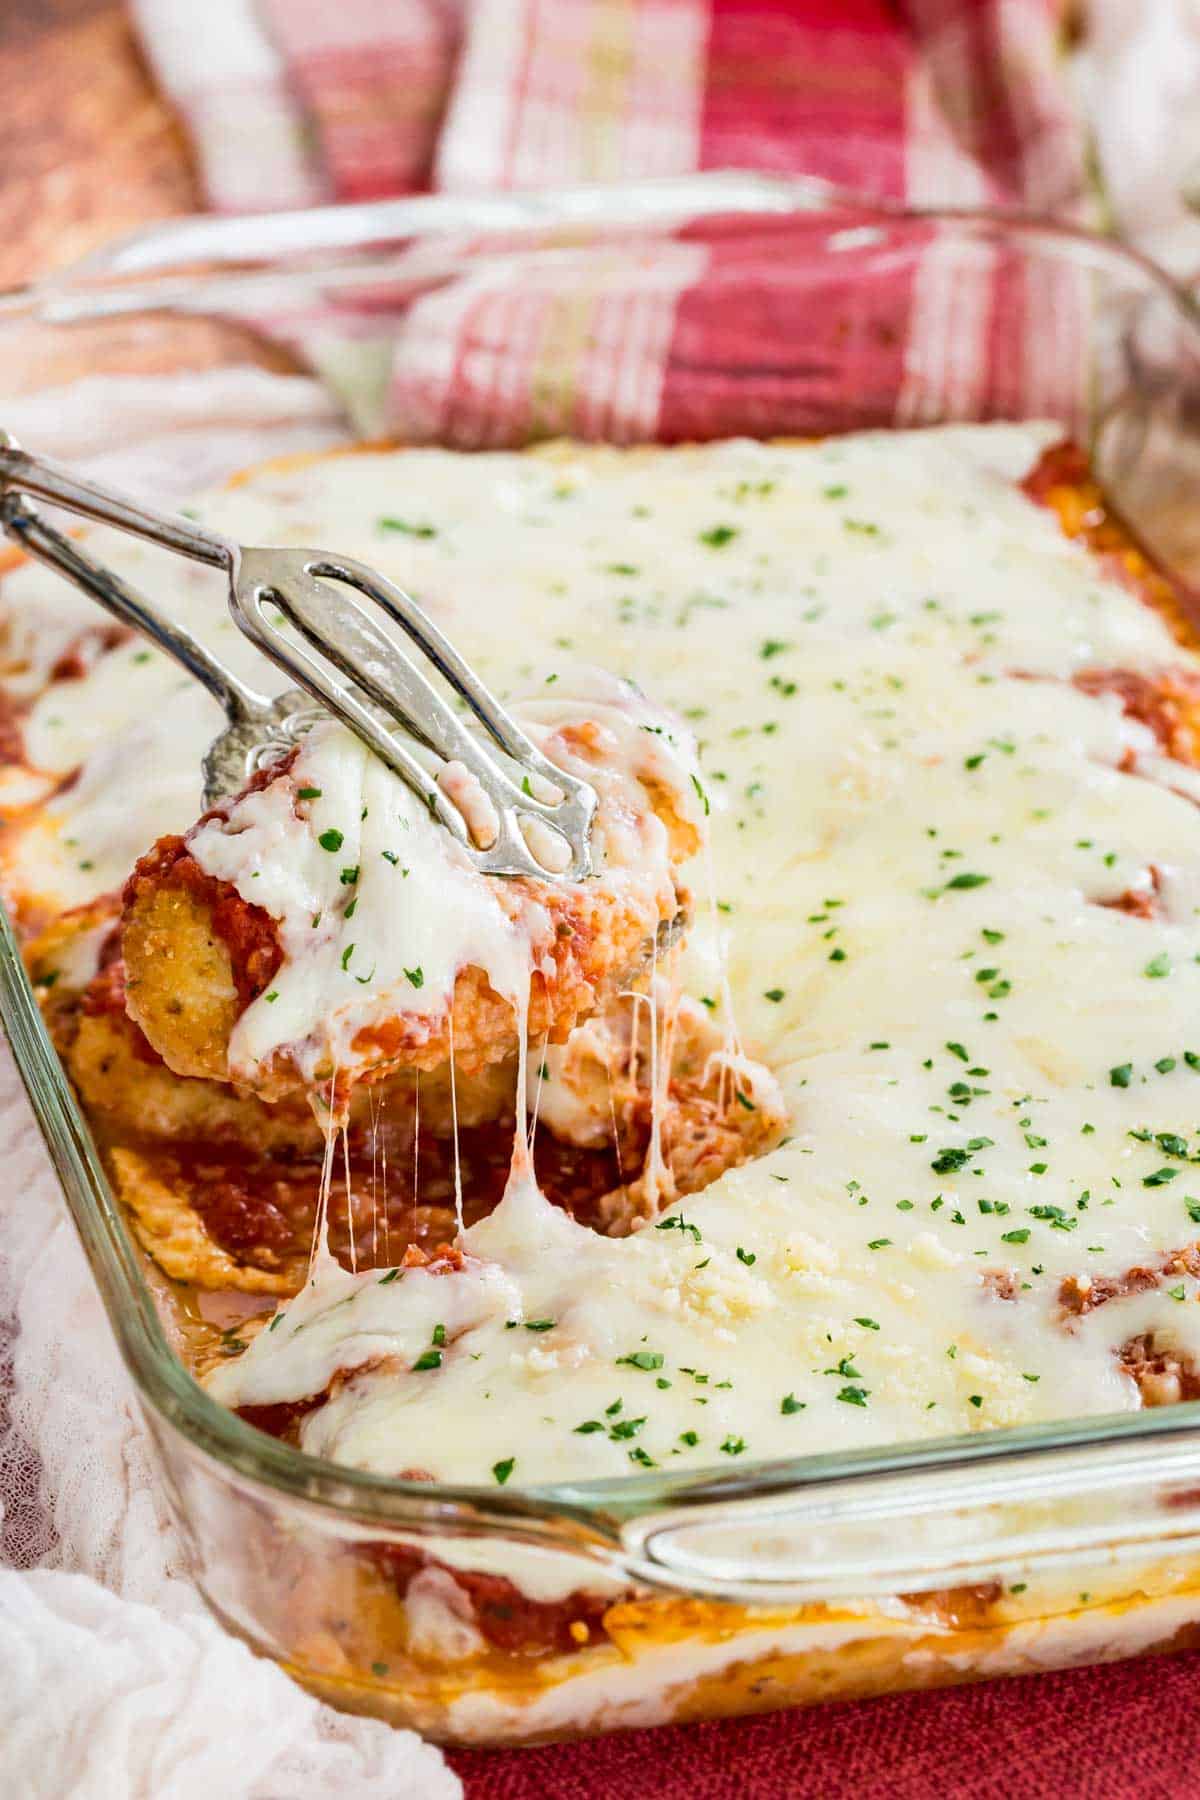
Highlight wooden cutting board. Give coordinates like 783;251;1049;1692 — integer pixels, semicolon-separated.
0;2;198;290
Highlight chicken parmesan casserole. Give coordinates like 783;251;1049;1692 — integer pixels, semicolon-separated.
7;424;1200;1741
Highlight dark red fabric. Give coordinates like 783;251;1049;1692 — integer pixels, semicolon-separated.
698;0;910;191
449;1645;1200;1797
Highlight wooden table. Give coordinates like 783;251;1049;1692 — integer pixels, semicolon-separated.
0;1;198;291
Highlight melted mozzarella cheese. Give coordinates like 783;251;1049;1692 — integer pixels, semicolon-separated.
189;724;539;1087
9;425;1200;1486
185;674;700;1088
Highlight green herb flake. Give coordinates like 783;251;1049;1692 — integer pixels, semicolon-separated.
378;516;437;538
945;872;990;891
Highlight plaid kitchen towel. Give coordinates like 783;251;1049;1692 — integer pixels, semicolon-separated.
134;0;1085;210
131;0;1094;444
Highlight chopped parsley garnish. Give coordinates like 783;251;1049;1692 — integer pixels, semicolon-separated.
698;524;739;548
1144;1167;1179;1187
524;1319;555;1332
378;516;437;538
405;966;424;988
736;1246;756;1266
836;1385;869;1407
412;1349;442;1372
340;944;355;971
944;872;990;891
1110;1063;1133;1088
339;865;359;885
1029;1205;1076;1230
720;1435;747;1455
781;1393;806;1414
1144;953;1171;979
618;1350;665;1372
297;786;322;800
655;1214;701;1243
318;828;344;853
764;988;785;1003
931;1147;970;1174
492;1458;515;1485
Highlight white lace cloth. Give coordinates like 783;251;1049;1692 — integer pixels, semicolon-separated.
0;371;459;1800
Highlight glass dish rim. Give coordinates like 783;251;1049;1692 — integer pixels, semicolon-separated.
8;174;1200;1563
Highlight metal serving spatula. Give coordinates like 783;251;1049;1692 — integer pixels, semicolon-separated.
0;435;597;881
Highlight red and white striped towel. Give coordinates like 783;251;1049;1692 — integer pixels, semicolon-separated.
135;0;1087;210
131;0;1095;447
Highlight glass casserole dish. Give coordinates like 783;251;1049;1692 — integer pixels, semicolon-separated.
7;176;1200;1745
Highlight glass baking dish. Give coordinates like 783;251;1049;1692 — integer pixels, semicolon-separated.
8;175;1200;1745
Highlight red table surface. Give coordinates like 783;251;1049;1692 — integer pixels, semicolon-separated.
449;1645;1200;1798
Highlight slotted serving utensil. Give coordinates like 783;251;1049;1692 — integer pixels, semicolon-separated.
0;436;597;880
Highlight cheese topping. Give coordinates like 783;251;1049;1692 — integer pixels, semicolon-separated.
8;425;1200;1488
184;675;701;1089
